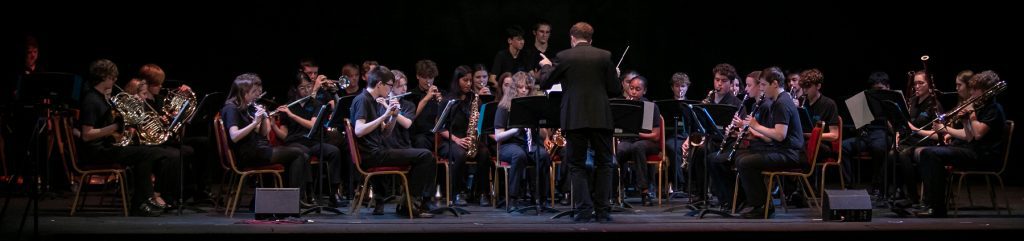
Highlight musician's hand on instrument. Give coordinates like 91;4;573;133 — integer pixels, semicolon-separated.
746;116;759;128
387;102;400;116
478;86;491;95
539;53;552;67
313;75;328;92
276;106;291;116
459;137;474;149
932;123;946;133
943;134;954;145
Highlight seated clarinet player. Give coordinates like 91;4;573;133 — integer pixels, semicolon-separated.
733;67;805;219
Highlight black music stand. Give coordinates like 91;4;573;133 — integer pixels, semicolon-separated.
877;98;909;208
166;92;208;215
301;105;344;215
655;100;702;209
608;99;646;212
429;99;469;217
331;95;354;204
508;96;561;215
478;102;499;207
685;104;737;218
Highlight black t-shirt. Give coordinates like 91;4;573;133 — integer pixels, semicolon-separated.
221;102;273;163
494;106;527;146
805;95;839;133
408;87;446;137
491;48;537;77
281;97;324;146
351;91;386;159
750;92;804;151
529;45;557;71
965;100;1006;160
442;94;474;138
908;95;941;128
715;91;743;108
80;88;114;155
383;99;416;149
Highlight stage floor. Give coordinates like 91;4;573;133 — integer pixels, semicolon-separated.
3;185;1024;241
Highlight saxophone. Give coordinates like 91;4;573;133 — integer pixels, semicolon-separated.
545;128;566;158
701;89;715;104
465;93;481;158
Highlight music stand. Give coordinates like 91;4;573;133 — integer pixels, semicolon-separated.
607;99;646;212
165;95;204;215
478;102;499;207
429;99;470;217
684;104;737;218
654;100;699;207
300;105;344;215
508;96;561;215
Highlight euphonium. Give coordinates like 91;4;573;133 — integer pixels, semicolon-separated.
465;93;481;158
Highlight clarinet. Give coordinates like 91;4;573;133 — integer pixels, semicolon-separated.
718;91;766;161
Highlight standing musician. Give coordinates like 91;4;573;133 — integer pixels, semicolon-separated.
79;59;181;216
614;75;662;206
494;71;551;209
350;67;437;218
273;71;345;207
220;73;312;205
912;70;1007;217
894;70;945;208
733;67;805;219
438;65;492;207
538;22;621;222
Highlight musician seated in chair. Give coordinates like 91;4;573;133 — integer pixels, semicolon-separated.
367;69;424;215
79;59;181;216
438;65;493;207
613;75;661;206
894;70;947;210
494;72;551;209
732;67;805;219
220;73;312;207
912;70;1006;218
351;67;437;218
708;70;767;210
272;71;345;208
840;72;894;196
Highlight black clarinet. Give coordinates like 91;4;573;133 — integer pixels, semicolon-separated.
718;91;766;162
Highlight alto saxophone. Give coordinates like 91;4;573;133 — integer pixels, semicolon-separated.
465;93;481;158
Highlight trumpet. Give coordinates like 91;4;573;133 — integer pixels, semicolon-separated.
322;75;352;94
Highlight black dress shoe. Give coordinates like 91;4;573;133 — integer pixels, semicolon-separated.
742;206;775;219
372;199;385;215
573;211;595;222
641;192;655;207
595;211;613;222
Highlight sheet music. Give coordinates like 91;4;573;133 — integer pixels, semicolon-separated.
642;101;654;131
546;84;562;94
844;91;873;129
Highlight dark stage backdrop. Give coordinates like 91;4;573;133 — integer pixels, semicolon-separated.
6;1;1020;183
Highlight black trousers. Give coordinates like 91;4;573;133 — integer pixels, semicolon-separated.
615;139;658;192
916;146;997;212
289;142;343;185
735;149;803;208
440;140;492;196
708;145;739;205
364;148;437;199
564;128;614;212
666;136;686;190
87;145;180;208
499;142;551;199
841;128;891;188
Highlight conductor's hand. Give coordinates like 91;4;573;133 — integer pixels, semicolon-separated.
539;53;552;67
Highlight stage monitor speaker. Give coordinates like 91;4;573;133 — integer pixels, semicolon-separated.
822;189;872;222
255;188;300;220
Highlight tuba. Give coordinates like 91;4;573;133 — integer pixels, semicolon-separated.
465;93;481;158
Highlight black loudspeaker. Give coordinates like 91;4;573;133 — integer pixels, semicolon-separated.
255;188;300;220
822;189;872;222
